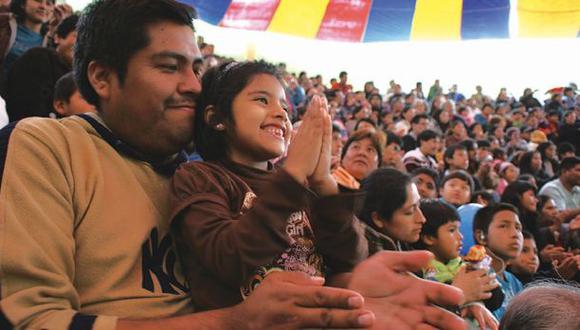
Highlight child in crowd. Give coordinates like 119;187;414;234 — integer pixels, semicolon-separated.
169;61;366;310
52;72;96;117
473;203;524;320
415;199;501;330
440;170;474;207
507;231;540;285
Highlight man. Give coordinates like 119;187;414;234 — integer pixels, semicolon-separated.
443;143;469;174
539;156;580;221
4;14;77;120
403;129;440;173
402;113;428;152
0;1;465;329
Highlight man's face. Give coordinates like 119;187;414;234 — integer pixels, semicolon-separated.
98;22;201;158
23;0;53;24
55;31;77;65
562;164;580;186
421;138;439;156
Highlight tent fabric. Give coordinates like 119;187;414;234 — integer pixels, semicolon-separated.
184;0;580;42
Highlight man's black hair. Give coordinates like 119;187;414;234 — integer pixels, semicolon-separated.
53;72;78;103
411;113;429;125
74;0;197;107
55;14;79;39
417;129;440;147
560;156;580;172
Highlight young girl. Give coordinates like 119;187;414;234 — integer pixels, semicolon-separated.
169;61;366;310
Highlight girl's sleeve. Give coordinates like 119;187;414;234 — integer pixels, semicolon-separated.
169;162;314;286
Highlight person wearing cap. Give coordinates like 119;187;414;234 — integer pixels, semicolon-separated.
538;156;580;222
496;162;520;195
527;129;548;152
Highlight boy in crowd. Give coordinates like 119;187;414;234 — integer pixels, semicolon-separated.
473;203;524;320
52;71;95;117
444;144;470;174
416;199;500;330
440;170;474;207
507;231;540;285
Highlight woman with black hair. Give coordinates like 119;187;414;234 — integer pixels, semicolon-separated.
519;151;550;188
501;181;540;239
359;168;426;254
537;141;559;178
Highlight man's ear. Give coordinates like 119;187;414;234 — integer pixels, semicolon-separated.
371;212;384;229
87;61;112;101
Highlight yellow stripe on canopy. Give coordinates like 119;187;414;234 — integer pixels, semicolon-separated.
267;0;330;39
411;0;463;40
518;0;580;38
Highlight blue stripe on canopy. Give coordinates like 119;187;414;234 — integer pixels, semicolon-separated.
461;0;510;39
183;0;232;25
363;0;417;42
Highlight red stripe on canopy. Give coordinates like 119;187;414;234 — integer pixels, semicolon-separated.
220;0;281;31
316;0;373;42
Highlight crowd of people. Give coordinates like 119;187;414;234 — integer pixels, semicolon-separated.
0;0;579;329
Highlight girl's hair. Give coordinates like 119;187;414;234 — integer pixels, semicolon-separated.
537;142;556;160
359;168;412;230
500;181;536;212
519;151;540;174
194;60;282;161
536;195;553;213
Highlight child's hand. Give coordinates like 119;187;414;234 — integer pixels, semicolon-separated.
284;95;325;185
452;265;498;303
308;96;339;196
461;303;498;330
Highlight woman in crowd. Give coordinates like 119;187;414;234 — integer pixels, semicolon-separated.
537;141;559;178
519;151;550;187
501;181;539;239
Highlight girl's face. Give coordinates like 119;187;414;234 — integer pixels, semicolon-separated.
227;74;292;167
541;198;558;220
504;165;520;182
342;138;379;180
531;152;542;171
377;183;426;243
545;145;556;160
509;238;539;275
521;190;538;213
413;173;438;199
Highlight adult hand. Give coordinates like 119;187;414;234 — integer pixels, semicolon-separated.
230;271;374;329
349;251;467;330
540;244;570;264
48;4;73;35
452;265;498;303
553;255;580;280
309;96;339;196
461;303;498;330
284;95;325;185
569;216;580;231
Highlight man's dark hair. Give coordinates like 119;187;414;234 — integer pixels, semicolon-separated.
560;156;580;172
411;113;429;125
55;14;79;39
195;60;282;161
53;72;78;103
477;139;491;149
385;131;402;147
557;142;576;157
74;0;197;107
339;71;347;78
473;203;519;238
441;170;475;194
444;144;467;163
417;129;440;147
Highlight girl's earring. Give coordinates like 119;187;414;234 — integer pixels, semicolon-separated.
215;123;225;131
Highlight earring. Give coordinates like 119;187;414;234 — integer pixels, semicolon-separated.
215;123;225;130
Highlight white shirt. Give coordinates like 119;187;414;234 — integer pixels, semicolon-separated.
539;178;580;211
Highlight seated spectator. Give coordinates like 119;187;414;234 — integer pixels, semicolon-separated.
501;181;539;238
499;282;580;330
52;72;95;117
476;139;493;163
537;141;559;178
538;156;580;220
558;141;576;159
559;111;580;153
402;113;429;152
473;204;524;320
411;167;439;199
507;231;540;284
519;150;550;187
4;14;78;121
381;131;406;172
443;144;469;175
471;190;497;207
415;199;501;329
402;129;440;173
445;120;469;147
359;168;425;253
440;170;474;207
332;128;381;190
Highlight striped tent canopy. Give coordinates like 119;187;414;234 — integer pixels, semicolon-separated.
184;0;580;42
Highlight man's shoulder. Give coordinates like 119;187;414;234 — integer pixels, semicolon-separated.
538;179;563;194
